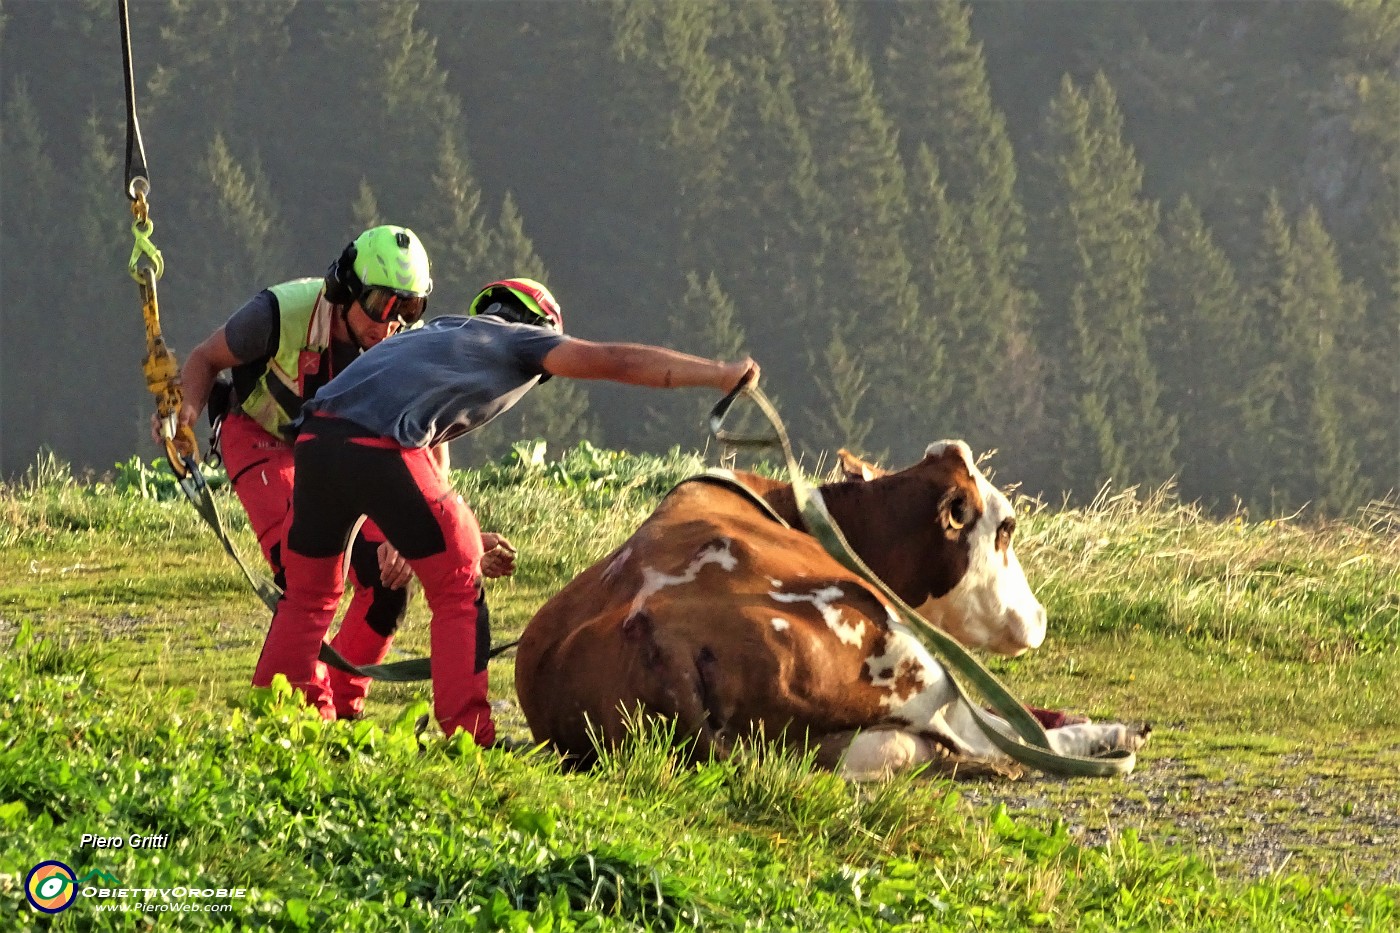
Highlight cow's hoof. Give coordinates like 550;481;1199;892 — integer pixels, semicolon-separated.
1124;722;1152;751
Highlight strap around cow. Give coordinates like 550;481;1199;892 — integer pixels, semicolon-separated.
667;469;792;529
707;383;1137;778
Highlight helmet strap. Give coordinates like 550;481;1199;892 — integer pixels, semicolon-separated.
482;298;552;328
338;303;372;352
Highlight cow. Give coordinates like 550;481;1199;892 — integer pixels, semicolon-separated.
514;440;1150;780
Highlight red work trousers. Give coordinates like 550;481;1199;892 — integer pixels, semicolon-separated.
221;413;406;717
252;416;493;745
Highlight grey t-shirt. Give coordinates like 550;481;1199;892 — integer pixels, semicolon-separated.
299;314;567;448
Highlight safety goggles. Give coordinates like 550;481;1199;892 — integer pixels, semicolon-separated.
359;286;427;326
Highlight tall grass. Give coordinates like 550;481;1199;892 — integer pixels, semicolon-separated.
1;447;1398;929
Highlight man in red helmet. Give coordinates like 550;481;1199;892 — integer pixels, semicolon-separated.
256;277;760;746
158;226;480;721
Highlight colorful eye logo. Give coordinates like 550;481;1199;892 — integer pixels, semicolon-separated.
25;860;78;913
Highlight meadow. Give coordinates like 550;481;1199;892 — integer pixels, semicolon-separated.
1;443;1396;930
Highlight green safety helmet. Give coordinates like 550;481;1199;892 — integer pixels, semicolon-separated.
326;225;433;305
468;277;563;331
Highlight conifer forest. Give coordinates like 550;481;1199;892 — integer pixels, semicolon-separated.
2;0;1396;517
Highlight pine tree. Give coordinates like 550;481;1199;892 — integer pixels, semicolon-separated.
350;180;380;233
883;0;1023;240
180;134;288;330
69;110;140;471
142;0;306;287
0;82;61;476
1027;74;1177;497
780;0;918;455
450;193;598;467
320;1;463;221
490;193;545;280
1331;0;1400;296
1247;197;1367;515
1150;197;1258;508
896;146;956;456
1333;0;1400;496
641;271;751;453
601;0;822;453
1368;219;1400;495
881;0;1045;476
811;328;875;457
416;130;495;305
704;0;829;416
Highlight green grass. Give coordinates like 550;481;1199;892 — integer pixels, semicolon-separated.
1;446;1397;930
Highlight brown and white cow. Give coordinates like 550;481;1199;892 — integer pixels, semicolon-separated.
514;440;1149;780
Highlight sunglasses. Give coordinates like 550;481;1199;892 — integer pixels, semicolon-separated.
359;287;427;326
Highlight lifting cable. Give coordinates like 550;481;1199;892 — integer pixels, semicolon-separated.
119;0;280;614
708;379;1135;777
117;0;470;683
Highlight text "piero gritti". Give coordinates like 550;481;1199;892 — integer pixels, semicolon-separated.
79;833;170;849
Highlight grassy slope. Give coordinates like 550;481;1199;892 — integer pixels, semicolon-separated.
0;448;1396;930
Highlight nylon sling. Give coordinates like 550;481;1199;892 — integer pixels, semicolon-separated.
707;381;1135;777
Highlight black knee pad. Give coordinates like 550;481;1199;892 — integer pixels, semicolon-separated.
269;541;287;591
349;536;410;638
475;587;491;674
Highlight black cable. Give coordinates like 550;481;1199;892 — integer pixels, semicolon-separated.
117;0;149;199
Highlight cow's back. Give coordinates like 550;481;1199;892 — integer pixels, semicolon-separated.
514;477;891;762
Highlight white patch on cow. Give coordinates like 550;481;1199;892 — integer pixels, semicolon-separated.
770;586;864;646
862;620;958;724
918;440;1046;657
770;618;789;632
768;578;782;587
628;539;737;616
601;545;632;583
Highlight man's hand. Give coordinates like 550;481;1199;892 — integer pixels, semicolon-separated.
377;541;414;590
149;403;200;446
725;358;759;393
480;533;517;579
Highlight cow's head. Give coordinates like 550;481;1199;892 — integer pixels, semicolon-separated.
909;440;1045;656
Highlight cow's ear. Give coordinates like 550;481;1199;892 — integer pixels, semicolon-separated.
836;448;885;482
939;488;973;535
925;440;974;468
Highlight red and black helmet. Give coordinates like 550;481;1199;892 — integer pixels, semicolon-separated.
467;278;563;332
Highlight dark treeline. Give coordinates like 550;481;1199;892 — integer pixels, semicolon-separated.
2;0;1396;516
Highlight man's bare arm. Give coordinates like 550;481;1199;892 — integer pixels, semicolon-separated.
541;339;756;392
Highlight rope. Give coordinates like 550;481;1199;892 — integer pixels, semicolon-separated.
118;0;280;603
707;383;1135;777
115;0;459;683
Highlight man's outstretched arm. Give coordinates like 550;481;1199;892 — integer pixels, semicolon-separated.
541;339;757;393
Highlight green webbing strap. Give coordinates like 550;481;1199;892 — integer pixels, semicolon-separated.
178;475;283;611
316;635;519;683
174;461;441;681
708;384;1134;777
319;644;431;682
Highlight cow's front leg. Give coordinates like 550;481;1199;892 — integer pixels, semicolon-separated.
1046;720;1153;759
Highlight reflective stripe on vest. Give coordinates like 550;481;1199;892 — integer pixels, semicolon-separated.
239;278;334;438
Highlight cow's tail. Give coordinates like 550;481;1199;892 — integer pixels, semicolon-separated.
622;608;734;762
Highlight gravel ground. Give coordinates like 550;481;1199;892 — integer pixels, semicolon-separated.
962;747;1400;886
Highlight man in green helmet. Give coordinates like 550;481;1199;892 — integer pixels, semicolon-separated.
157;225;512;719
257;276;758;746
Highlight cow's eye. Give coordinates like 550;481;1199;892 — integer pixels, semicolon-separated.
945;494;970;531
996;517;1016;551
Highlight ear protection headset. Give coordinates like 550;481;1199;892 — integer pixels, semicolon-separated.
323;239;364;306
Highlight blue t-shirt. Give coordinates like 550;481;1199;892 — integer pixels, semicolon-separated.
299;315;567;448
